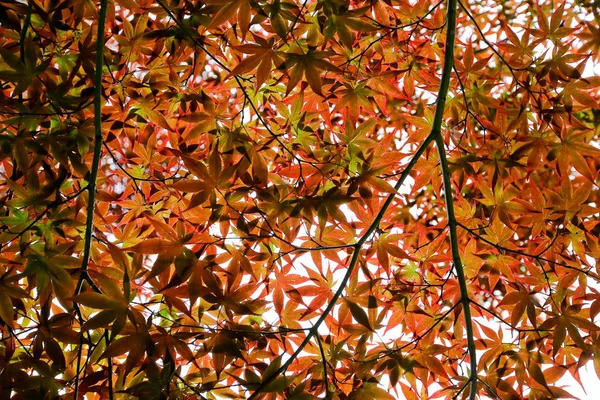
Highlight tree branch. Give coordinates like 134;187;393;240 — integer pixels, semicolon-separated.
431;0;478;398
247;118;438;400
73;0;108;398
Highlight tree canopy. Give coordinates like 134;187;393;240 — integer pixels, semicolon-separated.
0;0;599;398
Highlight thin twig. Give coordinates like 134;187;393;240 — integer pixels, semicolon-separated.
176;372;208;399
315;333;330;396
457;222;600;280
105;330;114;400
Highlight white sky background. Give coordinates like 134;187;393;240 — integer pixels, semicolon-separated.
562;367;598;399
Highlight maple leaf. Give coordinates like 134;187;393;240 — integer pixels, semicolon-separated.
231;37;283;87
281;47;340;95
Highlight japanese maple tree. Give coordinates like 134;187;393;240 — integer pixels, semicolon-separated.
0;0;599;398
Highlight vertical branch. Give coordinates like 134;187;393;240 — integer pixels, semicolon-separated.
431;0;478;398
77;0;108;287
436;136;478;399
73;0;108;398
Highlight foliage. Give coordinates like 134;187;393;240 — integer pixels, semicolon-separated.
0;0;599;398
